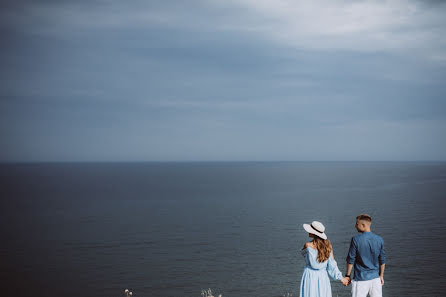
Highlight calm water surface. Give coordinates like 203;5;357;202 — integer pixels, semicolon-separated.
1;162;445;297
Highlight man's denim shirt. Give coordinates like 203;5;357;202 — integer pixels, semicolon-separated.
346;231;386;281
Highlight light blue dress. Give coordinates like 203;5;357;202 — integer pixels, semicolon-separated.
299;247;343;297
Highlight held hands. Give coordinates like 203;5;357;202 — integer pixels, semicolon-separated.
341;277;351;286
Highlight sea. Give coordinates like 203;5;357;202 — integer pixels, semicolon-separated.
1;162;446;297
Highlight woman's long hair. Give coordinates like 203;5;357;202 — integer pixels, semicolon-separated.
313;236;332;262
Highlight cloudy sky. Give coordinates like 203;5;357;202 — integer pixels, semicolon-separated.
1;0;446;161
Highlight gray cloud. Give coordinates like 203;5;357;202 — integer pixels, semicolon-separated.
1;0;446;161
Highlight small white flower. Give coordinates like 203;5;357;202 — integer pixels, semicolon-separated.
129;292;133;296
125;289;129;293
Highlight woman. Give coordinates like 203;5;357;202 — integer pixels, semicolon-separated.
299;221;348;297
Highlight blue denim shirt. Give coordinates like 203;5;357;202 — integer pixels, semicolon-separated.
346;231;386;281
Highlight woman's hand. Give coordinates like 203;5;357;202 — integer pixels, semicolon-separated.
341;277;350;286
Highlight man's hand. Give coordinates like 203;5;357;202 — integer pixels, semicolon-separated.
341;277;350;286
380;275;384;286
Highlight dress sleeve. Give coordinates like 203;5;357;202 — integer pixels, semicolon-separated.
327;256;343;280
306;249;328;270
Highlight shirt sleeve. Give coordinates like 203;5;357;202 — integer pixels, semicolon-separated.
378;239;386;265
346;237;356;264
327;256;343;280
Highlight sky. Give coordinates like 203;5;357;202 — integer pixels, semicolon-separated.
1;0;446;162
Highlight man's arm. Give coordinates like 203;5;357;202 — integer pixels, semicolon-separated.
379;264;385;285
378;239;386;286
345;238;356;285
346;263;353;276
345;263;353;284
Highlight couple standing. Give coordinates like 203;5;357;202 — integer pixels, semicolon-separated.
299;214;386;297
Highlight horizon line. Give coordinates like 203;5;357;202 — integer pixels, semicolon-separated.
1;160;446;164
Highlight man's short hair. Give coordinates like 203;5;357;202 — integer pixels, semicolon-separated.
356;214;372;222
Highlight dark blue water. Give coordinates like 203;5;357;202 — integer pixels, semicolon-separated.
1;162;446;297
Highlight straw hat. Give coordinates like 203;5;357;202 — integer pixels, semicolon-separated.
303;221;327;240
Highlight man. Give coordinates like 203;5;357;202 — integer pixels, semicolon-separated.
345;214;386;297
